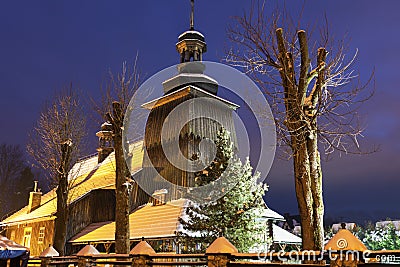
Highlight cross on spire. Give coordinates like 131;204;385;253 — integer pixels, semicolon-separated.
190;0;194;30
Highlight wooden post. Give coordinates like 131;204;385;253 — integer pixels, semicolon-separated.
131;255;152;267
130;240;155;267
76;245;100;267
325;225;367;267
206;237;238;267
39;257;51;267
39;245;59;267
77;257;91;267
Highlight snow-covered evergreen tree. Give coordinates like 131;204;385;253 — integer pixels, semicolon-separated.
179;128;268;252
358;223;400;250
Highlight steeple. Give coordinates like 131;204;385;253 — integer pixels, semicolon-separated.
176;0;207;63
139;1;240;203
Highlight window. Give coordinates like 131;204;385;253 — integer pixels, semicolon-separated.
38;227;45;244
23;227;32;248
9;230;16;241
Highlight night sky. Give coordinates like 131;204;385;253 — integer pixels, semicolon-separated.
0;1;399;223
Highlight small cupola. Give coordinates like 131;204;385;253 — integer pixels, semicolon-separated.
96;121;114;163
176;0;207;63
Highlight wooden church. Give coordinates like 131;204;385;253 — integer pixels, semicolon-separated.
138;34;239;202
0;1;288;256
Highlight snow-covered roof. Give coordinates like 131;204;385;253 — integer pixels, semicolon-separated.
272;224;302;244
1;140;144;226
376;220;400;230
69;199;188;243
67;154;99;181
293;226;301;236
260;207;285;221
0;235;27;251
178;30;205;39
162;72;218;92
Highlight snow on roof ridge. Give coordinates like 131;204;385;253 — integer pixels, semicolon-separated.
178;30;204;39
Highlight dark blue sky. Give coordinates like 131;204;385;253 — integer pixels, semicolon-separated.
0;1;399;222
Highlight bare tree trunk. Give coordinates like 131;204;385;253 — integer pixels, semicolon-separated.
53;141;72;256
276;28;325;252
293;141;315;250
307;135;324;250
107;102;131;254
226;4;374;254
291;129;324;253
94;61;140;254
307;48;327;251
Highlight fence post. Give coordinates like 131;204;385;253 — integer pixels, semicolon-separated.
76;244;100;267
130;240;155;267
206;237;238;267
77;257;91;267
324;224;367;267
39;257;51;267
39;245;59;267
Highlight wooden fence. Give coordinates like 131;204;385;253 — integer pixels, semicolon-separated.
21;237;400;267
27;252;400;267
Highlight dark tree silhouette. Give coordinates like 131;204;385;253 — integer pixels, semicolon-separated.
0;144;32;218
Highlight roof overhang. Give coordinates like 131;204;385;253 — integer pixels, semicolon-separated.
141;85;239;110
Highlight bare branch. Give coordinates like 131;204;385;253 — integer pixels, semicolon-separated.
298;30;310;105
225;1;374;252
27;86;87;186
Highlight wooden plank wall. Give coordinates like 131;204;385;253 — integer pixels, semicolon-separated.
5;219;54;256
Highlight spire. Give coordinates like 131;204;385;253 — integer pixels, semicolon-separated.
190;0;194;30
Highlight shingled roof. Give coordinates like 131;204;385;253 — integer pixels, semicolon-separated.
69;198;187;243
0;141;144;226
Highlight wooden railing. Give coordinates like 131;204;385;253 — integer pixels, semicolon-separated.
29;251;400;267
28;238;400;267
28;253;206;267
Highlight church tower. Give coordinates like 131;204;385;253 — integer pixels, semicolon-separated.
140;0;239;202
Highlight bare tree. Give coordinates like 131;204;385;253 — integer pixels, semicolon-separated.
94;59;141;254
226;3;373;251
95;59;140;120
27;87;86;255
